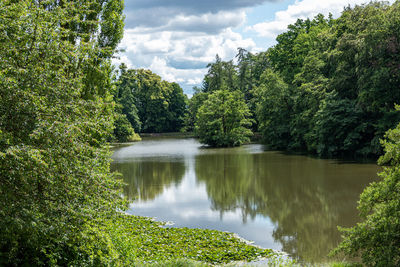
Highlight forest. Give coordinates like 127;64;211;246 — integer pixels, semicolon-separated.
1;0;400;266
113;2;400;159
188;2;400;158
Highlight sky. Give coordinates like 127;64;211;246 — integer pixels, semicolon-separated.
114;0;392;96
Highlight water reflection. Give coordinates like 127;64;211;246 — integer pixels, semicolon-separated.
111;160;185;201
111;138;380;263
195;151;378;262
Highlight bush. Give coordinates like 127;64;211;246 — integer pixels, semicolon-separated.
113;113;141;142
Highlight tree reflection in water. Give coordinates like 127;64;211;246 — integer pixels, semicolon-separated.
111;160;185;201
195;151;379;263
111;139;379;263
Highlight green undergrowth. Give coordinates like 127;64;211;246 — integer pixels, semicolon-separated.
107;214;275;265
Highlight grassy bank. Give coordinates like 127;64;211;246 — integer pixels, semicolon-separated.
106;214;275;266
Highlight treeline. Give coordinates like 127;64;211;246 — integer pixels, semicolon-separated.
111;65;187;142
189;1;400;157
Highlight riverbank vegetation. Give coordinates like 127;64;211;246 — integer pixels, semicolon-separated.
111;2;400;153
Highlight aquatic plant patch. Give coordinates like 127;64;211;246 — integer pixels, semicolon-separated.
107;214;275;265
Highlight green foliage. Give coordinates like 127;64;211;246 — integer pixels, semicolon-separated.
0;0;126;265
113;112;141;143
107;214;275;265
199;50;270;131
166;82;188;132
114;64;142;133
203;54;235;93
116;68;187;133
332;115;400;266
186;92;209;132
197;4;400;157
195;90;253;147
312;94;365;157
251;2;400;157
268;15;332;84
194;2;399;157
191;49;272;145
255;69;292;149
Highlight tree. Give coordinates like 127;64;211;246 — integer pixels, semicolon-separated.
253;2;400;157
186;91;209;132
255;69;292;149
330;1;400;155
195;90;252;147
116;69;187;133
312;93;364;157
115;64;142;133
332;108;400;266
0;0;125;265
113;111;141;143
203;54;224;93
165;82;187;132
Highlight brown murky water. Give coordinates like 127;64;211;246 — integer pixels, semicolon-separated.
111;137;380;263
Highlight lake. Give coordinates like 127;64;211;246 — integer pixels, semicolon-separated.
111;137;380;263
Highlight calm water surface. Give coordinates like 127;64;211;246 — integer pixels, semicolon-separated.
111;138;380;263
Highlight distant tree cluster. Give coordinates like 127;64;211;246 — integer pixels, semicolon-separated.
111;65;187;141
190;1;400;155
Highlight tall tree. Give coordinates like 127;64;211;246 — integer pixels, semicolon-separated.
255;3;400;157
255;69;292;149
115;64;142;132
0;0;125;265
203;54;224;93
186;91;209;132
165;82;187;132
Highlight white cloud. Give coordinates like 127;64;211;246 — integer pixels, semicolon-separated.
187;78;203;86
117;26;256;92
164;11;247;34
249;0;394;38
117;0;397;94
